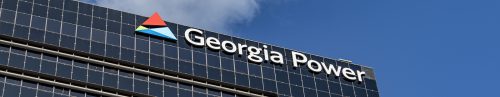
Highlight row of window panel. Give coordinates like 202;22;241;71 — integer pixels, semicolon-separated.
0;76;101;97
0;44;377;94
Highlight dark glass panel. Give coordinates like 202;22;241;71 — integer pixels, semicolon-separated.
91;29;106;43
60;35;75;49
24;57;41;72
40;60;57;75
87;70;102;85
93;6;107;18
164;45;178;58
341;85;355;97
105;45;120;59
33;4;48;17
134;80;148;94
103;73;117;88
63;11;77;24
2;0;18;10
61;23;76;36
179;48;192;61
75;38;90;52
106;32;120;46
13;25;29;39
48;8;62;20
290;85;304;97
207;67;221;81
221;70;235;84
16;13;31;26
193;64;207;78
150;55;164;68
45;32;60;45
77;26;91;39
8;54;25;68
120;48;134;62
64;0;78;12
0;9;16;23
56;64;72;78
220;58;233;71
29;28;45;42
46;19;61;33
49;0;63;8
78;3;92;15
17;1;33;14
164;57;178;71
263;79;277;92
179;61;192;74
107;20;120;33
235;73;249;87
77;14;92;27
118;77;133;91
31;16;47;30
92;17;106;30
72;67;87;81
0;22;14;36
3;84;20;97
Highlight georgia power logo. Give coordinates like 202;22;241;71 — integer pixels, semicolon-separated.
135;12;177;40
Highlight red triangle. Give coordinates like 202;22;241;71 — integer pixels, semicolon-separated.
142;12;167;26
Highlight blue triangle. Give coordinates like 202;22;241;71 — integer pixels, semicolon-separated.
137;27;177;40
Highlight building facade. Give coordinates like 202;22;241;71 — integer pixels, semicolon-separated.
0;0;379;97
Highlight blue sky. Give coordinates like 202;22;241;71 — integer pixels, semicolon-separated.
87;0;500;96
233;0;500;97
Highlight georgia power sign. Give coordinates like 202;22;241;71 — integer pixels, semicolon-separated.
136;13;367;82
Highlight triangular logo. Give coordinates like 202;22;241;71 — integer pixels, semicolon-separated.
136;12;177;40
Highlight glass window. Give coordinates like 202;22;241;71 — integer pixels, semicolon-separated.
40;60;56;75
135;51;149;65
121;13;134;25
121;24;134;36
63;11;77;24
33;4;48;17
93;6;107;18
29;28;45;42
164;45;177;58
302;76;315;89
193;64;207;78
207;67;221;81
91;42;105;55
103;73;117;88
91;29;106;43
77;14;92;27
134;80;148;94
316;79;329;92
262;67;275;80
263;79;277;92
290;85;304;97
17;1;33;14
288;73;302;86
179;49;192;61
150;55;164;69
24;57;41;72
118;77;133;91
48;8;62;20
120;48;134;62
20;88;37;97
2;0;18;10
0;22;14;36
275;70;289;83
234;61;248;74
179;61;192;74
164;57;178;71
248;64;262;77
34;0;49;5
164;86;178;97
207;55;220;68
0;9;16;23
46;19;61;33
92;17;106;30
75;38;90;52
304;88;317;97
150;42;163;56
16;13;31;26
149;83;163;97
13;25;29;39
135;39;149;52
72;67;87;81
78;3;92;15
87;70;102;85
64;0;78;12
106;32;120;46
8;54;25;68
49;0;63;8
221;70;235;84
107;9;121;22
56;64;72;78
193;52;206;64
61;35;75;49
3;84;20;97
77;26;91;39
235;73;249;87
105;45;120;59
62;23;76;36
121;36;134;49
342;85;355;97
31;16;47;30
220;58;233;71
249;76;263;89
106;20;120;33
44;32;60;46
0;52;9;65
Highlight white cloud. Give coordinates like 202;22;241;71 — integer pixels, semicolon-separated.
81;0;259;33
